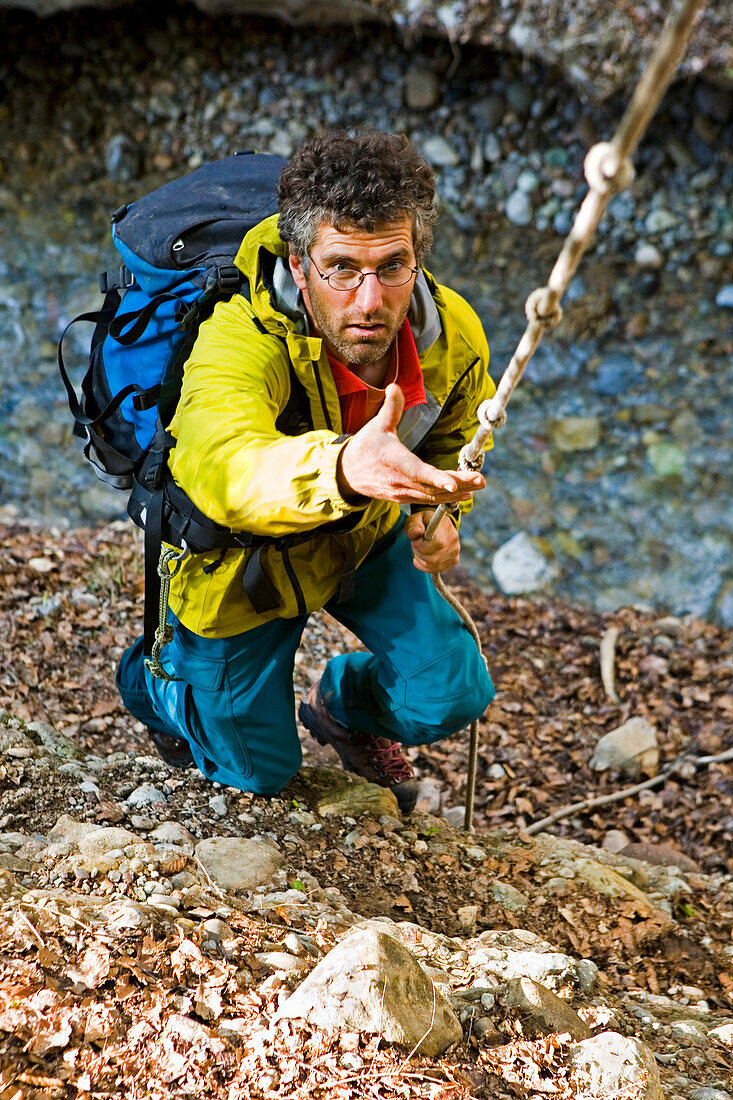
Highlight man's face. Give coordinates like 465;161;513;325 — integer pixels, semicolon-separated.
289;215;417;368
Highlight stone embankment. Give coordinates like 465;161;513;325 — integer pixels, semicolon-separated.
0;713;732;1098
3;0;731;103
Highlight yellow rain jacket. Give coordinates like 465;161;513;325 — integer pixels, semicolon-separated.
166;215;495;637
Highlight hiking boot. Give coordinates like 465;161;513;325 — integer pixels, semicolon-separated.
298;682;418;815
147;727;194;770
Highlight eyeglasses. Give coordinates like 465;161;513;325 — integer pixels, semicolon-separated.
309;256;419;292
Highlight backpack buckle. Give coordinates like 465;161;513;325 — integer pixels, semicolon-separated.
216;265;242;293
99;266;134;294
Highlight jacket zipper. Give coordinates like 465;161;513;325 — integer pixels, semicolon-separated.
281;546;307;616
414;356;481;455
311;359;334;431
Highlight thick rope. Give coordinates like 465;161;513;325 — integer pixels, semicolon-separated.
426;0;705;831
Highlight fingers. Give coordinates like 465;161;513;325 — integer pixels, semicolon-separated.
404;511;427;541
405;455;484;498
375;383;405;433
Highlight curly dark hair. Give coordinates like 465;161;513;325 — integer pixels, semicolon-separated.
277;131;436;266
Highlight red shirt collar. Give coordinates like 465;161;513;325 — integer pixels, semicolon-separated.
318;319;427;434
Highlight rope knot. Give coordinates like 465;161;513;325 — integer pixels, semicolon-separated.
584;141;634;196
477;405;507;433
525;287;563;331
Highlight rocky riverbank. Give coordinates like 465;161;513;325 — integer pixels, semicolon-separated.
0;3;732;622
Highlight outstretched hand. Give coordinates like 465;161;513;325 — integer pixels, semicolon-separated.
337;383;485;505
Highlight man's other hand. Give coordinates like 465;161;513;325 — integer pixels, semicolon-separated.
337;383;485;505
404;509;460;573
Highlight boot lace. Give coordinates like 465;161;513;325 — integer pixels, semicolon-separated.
372;737;414;783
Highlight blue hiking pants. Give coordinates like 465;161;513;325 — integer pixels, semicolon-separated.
116;522;494;795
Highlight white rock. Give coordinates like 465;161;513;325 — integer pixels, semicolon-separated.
26;722;84;760
483;133;502;163
78;827;149;858
590;718;659;777
569;1032;662;1099
277;926;462;1056
415;777;442;815
195;835;284;892
635;243;664;269
48;815;99;846
708;1022;733;1049
209;794;228;818
441;806;464;829
127;784;167;807
457;905;479;934
505;190;533;226
103;899;151;931
602;829;630;853
27;557;55;573
422;135;461;167
716;285;733;309
149;821;196;852
492;532;559;595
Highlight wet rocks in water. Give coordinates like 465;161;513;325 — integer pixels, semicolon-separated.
715;285;733;308
590;717;659;778
277;924;462;1056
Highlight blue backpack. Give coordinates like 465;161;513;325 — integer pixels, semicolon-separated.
58;152;310;662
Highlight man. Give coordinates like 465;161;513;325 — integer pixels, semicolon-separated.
116;131;495;814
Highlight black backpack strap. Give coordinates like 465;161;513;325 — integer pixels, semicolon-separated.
143;485;165;658
108;292;179;346
57;291;134;432
58;288;158;439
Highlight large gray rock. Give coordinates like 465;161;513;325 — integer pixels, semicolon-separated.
289;766;399;819
568;1032;663;1099
590;718;659;778
492;532;559;595
195;835;284;892
502;976;591;1040
277;925;462;1055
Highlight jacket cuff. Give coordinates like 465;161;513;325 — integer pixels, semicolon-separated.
329;437;370;510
